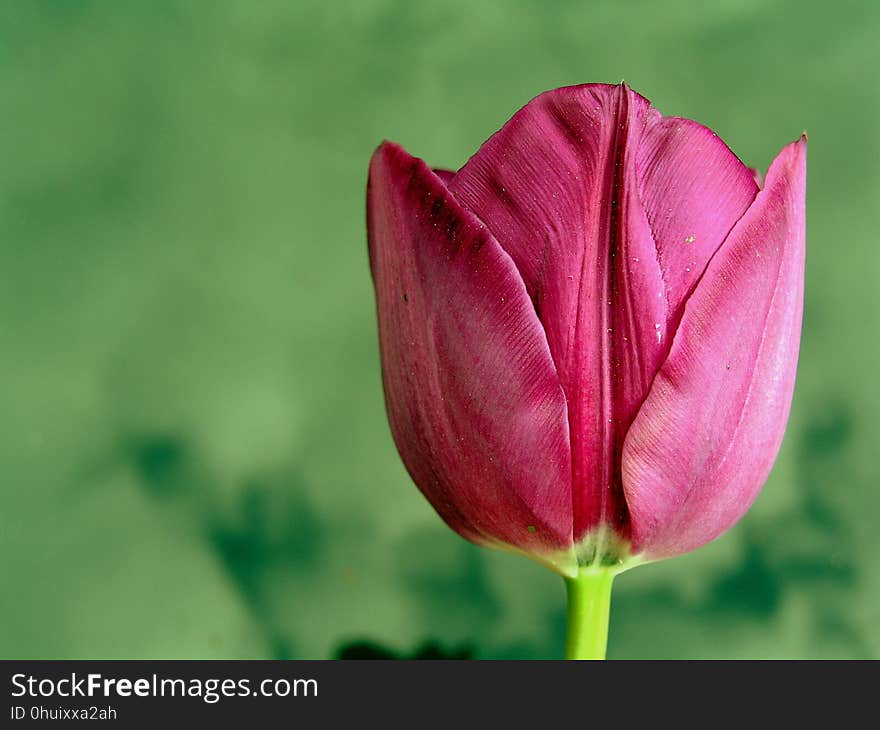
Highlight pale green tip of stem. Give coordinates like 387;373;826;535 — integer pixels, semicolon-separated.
563;569;616;660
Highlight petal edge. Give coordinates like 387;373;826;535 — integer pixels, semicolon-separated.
368;141;576;572
622;137;806;558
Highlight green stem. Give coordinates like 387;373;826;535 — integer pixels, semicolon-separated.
563;569;616;660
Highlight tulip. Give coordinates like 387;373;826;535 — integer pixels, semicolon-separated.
367;82;806;658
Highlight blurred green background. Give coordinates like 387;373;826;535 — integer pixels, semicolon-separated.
1;0;878;659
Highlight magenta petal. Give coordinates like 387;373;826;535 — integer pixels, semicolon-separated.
621;138;807;559
367;142;576;573
636;117;759;325
432;167;456;184
449;84;666;541
448;84;758;548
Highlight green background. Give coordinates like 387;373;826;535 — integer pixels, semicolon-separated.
1;0;878;659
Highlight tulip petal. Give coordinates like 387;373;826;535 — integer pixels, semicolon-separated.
621;138;806;558
448;84;663;544
432;167;456;184
636;117;759;326
448;83;758;550
367;142;576;573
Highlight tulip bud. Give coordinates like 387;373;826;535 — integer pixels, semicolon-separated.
367;83;806;579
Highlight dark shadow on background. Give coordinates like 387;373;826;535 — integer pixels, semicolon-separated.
208;473;325;660
334;640;474;660
118;431;329;658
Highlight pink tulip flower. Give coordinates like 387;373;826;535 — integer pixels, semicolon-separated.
367;83;806;589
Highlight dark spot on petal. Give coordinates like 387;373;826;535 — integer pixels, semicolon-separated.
430;197;444;218
489;176;515;208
